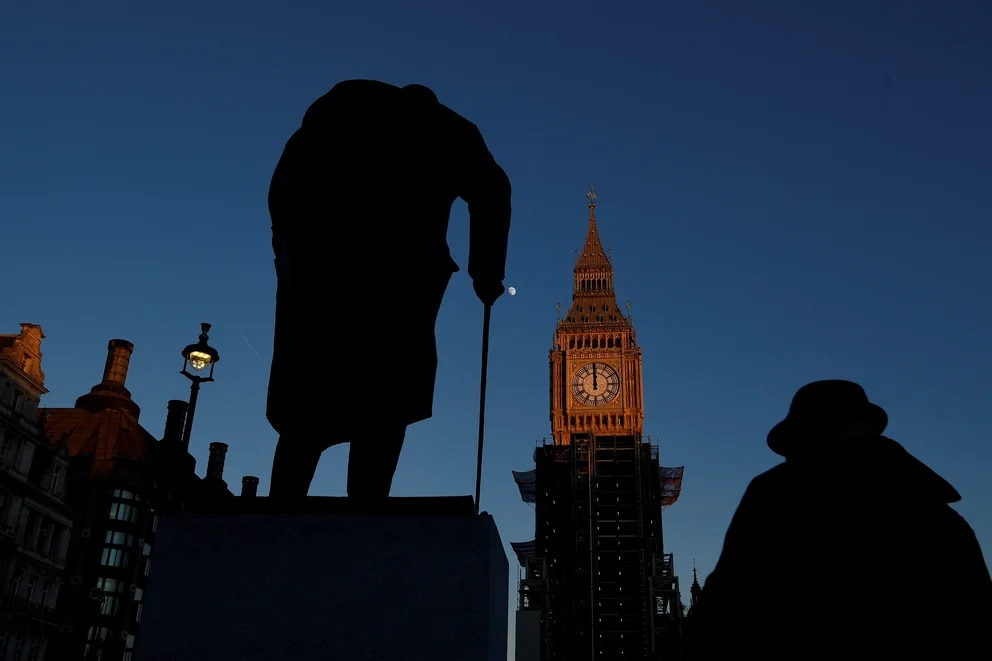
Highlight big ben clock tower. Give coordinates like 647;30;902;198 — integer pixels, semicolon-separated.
512;188;684;661
550;186;644;444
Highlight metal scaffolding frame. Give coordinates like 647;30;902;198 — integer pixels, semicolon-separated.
514;432;682;660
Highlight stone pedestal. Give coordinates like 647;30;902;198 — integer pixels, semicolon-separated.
137;497;508;661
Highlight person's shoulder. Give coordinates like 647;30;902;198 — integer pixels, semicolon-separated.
739;461;823;502
747;462;792;487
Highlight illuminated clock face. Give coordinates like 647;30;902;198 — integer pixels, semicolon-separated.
571;362;620;406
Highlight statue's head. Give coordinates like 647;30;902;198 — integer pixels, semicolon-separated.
401;84;439;105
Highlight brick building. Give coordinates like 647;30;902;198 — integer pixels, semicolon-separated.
0;324;75;660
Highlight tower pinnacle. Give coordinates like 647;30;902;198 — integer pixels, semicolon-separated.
576;186;610;270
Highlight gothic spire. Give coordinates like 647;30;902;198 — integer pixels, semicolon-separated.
690;561;702;609
575;185;612;270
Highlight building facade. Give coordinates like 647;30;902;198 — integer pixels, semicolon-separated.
513;190;684;660
0;324;75;661
40;338;234;660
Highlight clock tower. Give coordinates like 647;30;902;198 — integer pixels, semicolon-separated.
550;186;644;444
512;188;684;661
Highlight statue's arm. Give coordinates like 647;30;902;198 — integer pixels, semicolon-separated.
455;120;512;284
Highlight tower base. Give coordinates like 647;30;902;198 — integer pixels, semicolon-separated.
137;497;508;661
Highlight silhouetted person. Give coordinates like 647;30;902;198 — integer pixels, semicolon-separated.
265;80;511;503
694;380;992;660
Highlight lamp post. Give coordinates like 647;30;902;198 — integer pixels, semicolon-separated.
180;323;220;451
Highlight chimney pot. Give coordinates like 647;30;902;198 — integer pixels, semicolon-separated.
162;400;188;444
206;442;228;481
103;339;135;386
241;475;259;498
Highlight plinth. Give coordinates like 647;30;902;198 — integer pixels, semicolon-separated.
137;496;508;661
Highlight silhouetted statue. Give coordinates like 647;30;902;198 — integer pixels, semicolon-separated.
694;380;992;660
265;80;511;502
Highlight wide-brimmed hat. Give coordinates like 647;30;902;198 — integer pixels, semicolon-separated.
767;380;888;457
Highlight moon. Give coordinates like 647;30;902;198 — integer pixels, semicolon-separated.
508;286;517;296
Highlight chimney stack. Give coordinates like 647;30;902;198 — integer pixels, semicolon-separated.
102;339;134;386
241;476;259;498
206;442;228;481
162;400;188;445
75;338;139;416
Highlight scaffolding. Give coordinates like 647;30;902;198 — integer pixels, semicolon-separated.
513;432;683;660
649;553;684;658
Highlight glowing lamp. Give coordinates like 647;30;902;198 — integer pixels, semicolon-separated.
178;323;221;452
181;323;220;381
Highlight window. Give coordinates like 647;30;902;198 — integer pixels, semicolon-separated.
108;502;137;523
105;531;133;546
84;627;111;659
12;630;24;660
112;489;140;502
96;577;125;615
99;594;119;616
100;547;130;568
8;571;22;597
50;465;64;495
0;489;10;522
23;509;39;548
96;577;120;593
35;521;52;556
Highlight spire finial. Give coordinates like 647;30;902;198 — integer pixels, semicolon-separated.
556;301;561;321
587;185;597;218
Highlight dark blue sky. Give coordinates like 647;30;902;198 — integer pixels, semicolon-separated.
4;1;990;653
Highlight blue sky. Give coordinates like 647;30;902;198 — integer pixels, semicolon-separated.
3;0;990;653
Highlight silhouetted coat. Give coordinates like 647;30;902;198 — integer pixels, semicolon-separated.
266;80;511;441
695;435;992;660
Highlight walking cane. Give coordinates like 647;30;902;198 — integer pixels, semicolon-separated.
474;303;492;515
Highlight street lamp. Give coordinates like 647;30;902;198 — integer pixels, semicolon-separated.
180;323;220;451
